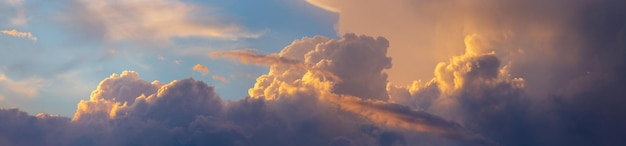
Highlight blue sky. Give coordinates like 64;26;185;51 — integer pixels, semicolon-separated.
0;0;338;116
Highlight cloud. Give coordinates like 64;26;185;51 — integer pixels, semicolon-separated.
306;0;463;85
0;109;69;146
0;70;464;145
0;33;492;145
323;93;492;145
2;0;626;143
305;0;626;145
1;29;37;42
212;75;228;83
214;34;391;100
73;71;162;121
0;72;42;99
216;34;487;144
0;0;27;26
192;64;209;76
367;33;530;145
210;49;342;83
61;0;262;43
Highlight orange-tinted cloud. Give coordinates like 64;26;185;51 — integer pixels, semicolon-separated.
0;72;42;99
212;75;228;83
1;29;37;42
210;50;341;82
192;64;209;76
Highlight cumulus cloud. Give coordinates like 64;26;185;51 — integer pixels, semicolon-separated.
387;34;531;145
192;64;209;76
0;70;467;145
215;34;487;143
1;29;37;42
0;33;495;145
305;0;626;145
216;34;391;100
61;0;261;43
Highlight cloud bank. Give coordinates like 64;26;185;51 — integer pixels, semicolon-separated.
1;34;485;146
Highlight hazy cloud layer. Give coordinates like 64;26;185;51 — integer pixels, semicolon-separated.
0;72;42;107
0;0;27;26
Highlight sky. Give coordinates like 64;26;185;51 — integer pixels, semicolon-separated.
0;0;338;116
1;0;625;146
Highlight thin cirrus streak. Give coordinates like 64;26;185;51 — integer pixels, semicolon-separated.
209;50;342;82
1;29;37;42
212;75;228;83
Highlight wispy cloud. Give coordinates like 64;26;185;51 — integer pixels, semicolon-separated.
1;29;37;42
210;50;341;82
62;0;262;43
1;0;27;26
0;72;42;99
212;75;228;83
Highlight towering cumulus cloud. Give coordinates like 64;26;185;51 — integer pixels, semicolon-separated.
213;34;392;100
0;34;490;146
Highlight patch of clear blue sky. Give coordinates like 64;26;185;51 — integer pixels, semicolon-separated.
0;0;338;116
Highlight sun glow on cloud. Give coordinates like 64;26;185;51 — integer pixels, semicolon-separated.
192;64;209;76
1;29;37;42
1;0;626;145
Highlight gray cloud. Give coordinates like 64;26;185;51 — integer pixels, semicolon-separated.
0;70;465;145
